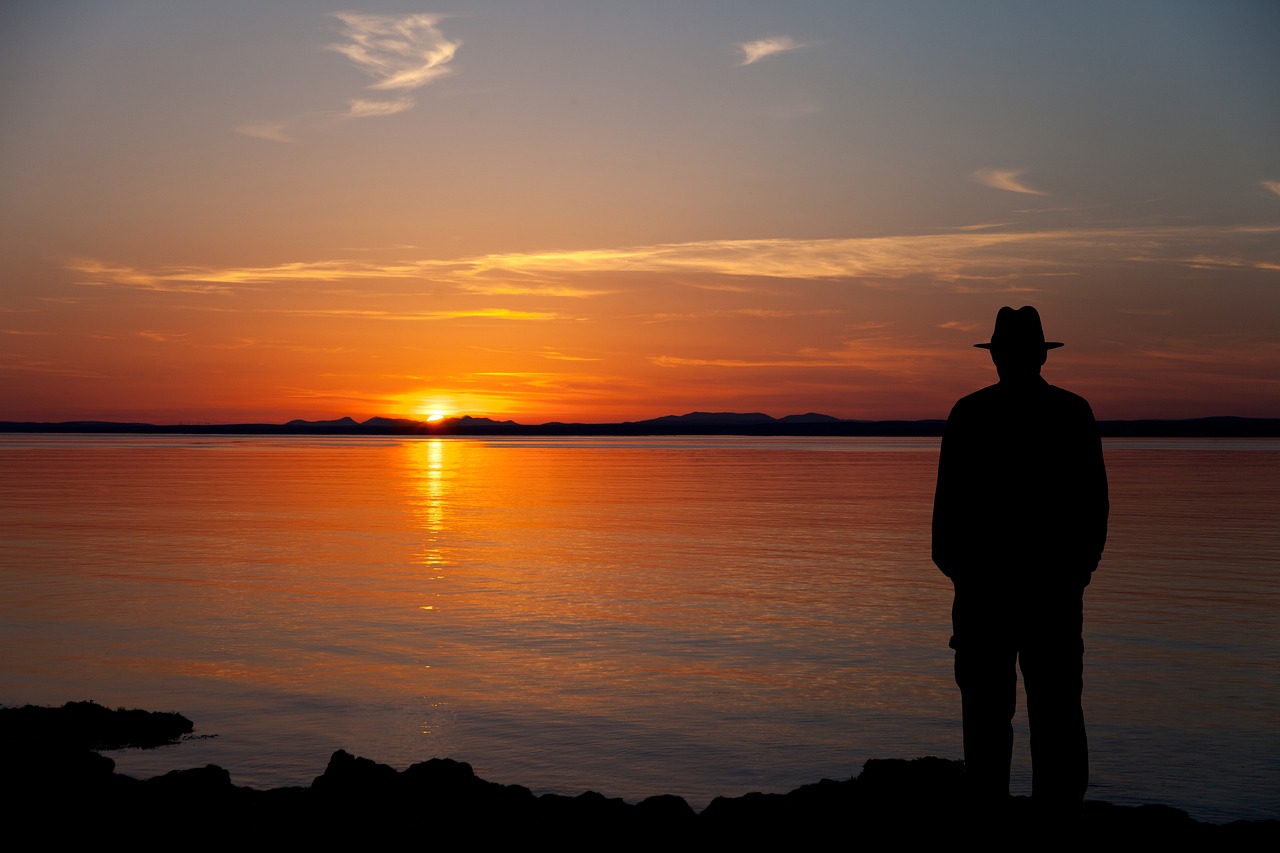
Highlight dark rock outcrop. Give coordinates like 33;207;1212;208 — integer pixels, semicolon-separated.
1;700;192;751
2;702;1275;844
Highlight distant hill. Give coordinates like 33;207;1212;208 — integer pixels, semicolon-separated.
634;411;776;425
286;416;359;428
778;413;844;424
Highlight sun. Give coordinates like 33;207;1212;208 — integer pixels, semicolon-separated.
393;390;511;424
413;398;456;422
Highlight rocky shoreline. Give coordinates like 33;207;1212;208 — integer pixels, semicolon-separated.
4;702;1275;844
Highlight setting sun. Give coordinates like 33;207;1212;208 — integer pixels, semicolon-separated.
414;401;454;422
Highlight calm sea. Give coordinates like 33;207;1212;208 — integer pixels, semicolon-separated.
0;435;1276;821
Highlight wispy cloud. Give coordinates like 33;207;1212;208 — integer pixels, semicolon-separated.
280;308;563;322
330;12;459;92
68;258;441;289
973;167;1048;196
346;97;415;118
723;308;841;318
69;224;1280;299
650;339;925;372
455;282;615;298
652;355;838;369
138;330;186;342
1153;254;1280;272
0;358;109;379
68;258;237;293
539;350;601;362
739;35;801;66
237;12;459;142
1263;180;1280;199
953;222;1013;231
458;232;1089;281
234;121;295;143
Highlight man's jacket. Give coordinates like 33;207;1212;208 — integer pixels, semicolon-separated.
931;376;1108;589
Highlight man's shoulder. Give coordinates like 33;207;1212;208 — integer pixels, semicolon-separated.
947;380;1096;420
952;383;1000;406
948;383;1000;417
1042;382;1096;415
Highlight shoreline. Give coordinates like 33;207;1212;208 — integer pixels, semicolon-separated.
4;702;1275;843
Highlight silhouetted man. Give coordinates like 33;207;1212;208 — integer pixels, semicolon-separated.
932;306;1108;818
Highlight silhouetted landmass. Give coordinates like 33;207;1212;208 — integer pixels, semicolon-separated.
3;413;1278;436
2;702;1273;843
777;412;844;424
641;411;777;425
0;701;192;751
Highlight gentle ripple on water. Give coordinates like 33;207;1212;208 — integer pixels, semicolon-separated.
0;434;1276;820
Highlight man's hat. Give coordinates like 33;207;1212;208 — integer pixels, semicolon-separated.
974;305;1064;350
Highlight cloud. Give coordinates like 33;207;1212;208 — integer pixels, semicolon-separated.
0;358;108;379
138;330;188;343
953;222;1013;232
1263;180;1280;199
238;13;459;141
455;282;615;298
345;98;415;118
67;258;236;293
280;308;564;322
69;223;1279;302
1150;254;1280;272
652;355;841;369
539;350;601;362
739;35;801;66
723;308;841;318
459;233;1064;281
973;167;1048;196
330;12;459;92
649;338;925;371
234;121;295;143
461;225;1280;282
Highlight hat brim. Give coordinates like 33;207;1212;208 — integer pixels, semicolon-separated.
974;342;1064;350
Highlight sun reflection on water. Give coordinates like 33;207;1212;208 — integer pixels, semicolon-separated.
407;438;451;572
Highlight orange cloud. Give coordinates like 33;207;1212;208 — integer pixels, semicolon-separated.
69;223;1279;301
739;36;802;66
973;167;1047;196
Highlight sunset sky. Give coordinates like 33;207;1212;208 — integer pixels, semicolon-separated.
2;1;1277;423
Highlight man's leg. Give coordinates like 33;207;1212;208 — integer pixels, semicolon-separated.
952;590;1018;802
1020;590;1087;814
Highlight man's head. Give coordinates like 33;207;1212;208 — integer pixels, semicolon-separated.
974;306;1062;382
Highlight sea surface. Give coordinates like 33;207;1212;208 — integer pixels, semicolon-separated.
1;434;1276;821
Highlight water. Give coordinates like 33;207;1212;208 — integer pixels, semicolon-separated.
0;435;1276;821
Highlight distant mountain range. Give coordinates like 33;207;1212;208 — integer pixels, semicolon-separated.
3;412;1279;437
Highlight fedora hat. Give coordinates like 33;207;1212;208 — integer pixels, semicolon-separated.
974;305;1063;350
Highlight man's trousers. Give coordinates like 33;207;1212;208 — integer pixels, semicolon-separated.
950;581;1087;810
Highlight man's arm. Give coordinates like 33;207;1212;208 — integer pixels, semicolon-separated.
931;404;964;580
1082;403;1108;576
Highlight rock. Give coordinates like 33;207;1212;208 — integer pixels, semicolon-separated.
3;703;1276;844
